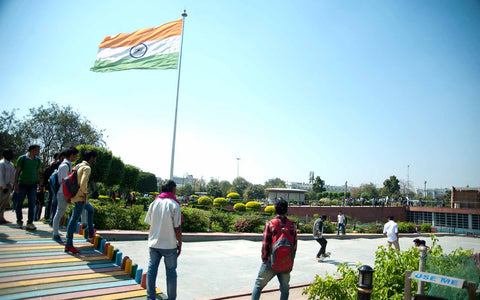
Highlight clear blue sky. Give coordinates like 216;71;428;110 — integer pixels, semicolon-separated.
1;0;479;190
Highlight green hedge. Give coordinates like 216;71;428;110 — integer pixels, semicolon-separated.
233;214;265;233
181;207;210;232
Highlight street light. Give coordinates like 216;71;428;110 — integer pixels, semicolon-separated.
236;157;240;178
424;180;427;198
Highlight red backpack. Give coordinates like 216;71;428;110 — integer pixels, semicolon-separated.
269;218;295;272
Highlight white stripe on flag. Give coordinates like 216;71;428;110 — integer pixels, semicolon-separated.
95;35;181;63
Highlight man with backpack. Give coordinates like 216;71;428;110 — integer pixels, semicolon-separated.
64;150;96;254
314;215;329;259
51;147;78;243
13;145;42;230
251;198;297;300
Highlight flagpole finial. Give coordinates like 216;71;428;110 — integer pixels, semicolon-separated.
182;10;187;17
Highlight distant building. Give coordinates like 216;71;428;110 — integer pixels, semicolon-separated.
265;188;307;205
415;188;448;199
451;187;480;209
171;174;196;187
287;182;351;193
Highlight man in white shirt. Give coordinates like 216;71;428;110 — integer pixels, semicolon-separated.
337;211;346;235
145;180;182;300
383;215;400;251
0;149;16;224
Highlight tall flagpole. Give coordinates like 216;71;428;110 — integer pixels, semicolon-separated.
170;10;187;180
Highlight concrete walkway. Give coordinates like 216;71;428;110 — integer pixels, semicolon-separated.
4;209;479;299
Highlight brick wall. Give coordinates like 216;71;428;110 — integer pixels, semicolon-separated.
284;206;406;223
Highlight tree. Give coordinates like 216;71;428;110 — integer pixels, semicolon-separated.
0;110;29;157
359;183;379;199
207;178;222;198
312;176;326;194
264;178;286;188
1;103;104;167
232;177;251;196
104;156;125;187
244;184;265;200
383;175;401;197
177;183;193;197
76;145;112;184
121;164;140;190
305;190;317;201
136;171;158;193
219;180;232;197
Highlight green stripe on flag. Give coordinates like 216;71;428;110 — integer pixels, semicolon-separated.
90;52;179;72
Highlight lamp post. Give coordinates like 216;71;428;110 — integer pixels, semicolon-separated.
236;157;240;178
424;180;427;198
357;265;374;300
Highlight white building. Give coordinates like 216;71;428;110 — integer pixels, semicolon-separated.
265;188;307;205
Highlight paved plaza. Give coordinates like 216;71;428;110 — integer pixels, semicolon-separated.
113;235;480;299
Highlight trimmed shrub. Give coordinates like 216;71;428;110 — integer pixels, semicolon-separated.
181;207;210;232
245;201;262;212
299;222;313;233
233;214;265;233
420;223;432;233
264;205;275;215
234;203;246;212
398;221;416;233
198;196;212;206
213;197;228;207
211;209;234;232
323;221;336;234
227;192;241;199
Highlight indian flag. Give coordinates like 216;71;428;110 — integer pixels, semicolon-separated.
91;19;183;72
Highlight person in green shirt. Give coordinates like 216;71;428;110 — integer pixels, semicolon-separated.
14;145;42;230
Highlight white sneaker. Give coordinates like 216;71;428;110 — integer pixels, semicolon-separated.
26;223;37;231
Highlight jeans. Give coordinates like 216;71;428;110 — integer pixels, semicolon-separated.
44;186;53;220
316;237;327;257
52;192;68;236
337;223;345;235
251;262;290;300
66;201;94;248
16;184;37;224
147;247;177;300
0;186;12;219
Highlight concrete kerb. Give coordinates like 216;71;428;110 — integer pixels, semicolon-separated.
97;230;457;242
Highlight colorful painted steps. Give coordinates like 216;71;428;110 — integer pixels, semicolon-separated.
0;221;165;299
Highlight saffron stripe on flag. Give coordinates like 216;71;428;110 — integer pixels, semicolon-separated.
98;19;182;48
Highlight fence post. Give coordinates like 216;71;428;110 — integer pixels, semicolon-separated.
404;270;411;300
417;246;427;295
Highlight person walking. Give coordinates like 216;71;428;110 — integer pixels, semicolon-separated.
314;215;328;259
145;179;182;300
43;152;60;221
64;150;96;254
52;147;78;243
0;149;16;223
383;215;400;251
13;145;42;230
251;198;297;300
337;211;346;235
